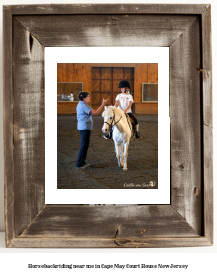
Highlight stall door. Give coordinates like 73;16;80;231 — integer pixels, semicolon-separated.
92;67;134;112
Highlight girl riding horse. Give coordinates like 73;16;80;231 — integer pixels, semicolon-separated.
103;80;142;139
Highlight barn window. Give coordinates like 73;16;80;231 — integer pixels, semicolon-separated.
57;82;83;102
142;83;158;102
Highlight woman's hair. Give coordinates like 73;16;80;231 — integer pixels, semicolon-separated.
78;92;90;101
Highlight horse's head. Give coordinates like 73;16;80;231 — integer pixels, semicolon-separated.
102;106;115;133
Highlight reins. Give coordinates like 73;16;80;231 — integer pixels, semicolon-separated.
100;109;135;139
99;111;124;137
125;113;136;139
124;113;132;132
104;112;125;132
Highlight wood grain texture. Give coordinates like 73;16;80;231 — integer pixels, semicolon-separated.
57;102;77;114
135;103;158;114
202;6;212;129
7;237;212;248
201;7;213;244
13;17;45;237
3;4;207;15
16;15;198;47
204;126;213;243
170;17;202;234
3;7;14;247
20;205;198;238
3;4;213;248
148;64;158;83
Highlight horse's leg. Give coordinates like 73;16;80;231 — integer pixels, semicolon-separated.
114;142;123;168
122;141;129;171
120;143;124;167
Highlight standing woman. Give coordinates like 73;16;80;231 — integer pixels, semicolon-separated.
75;92;108;169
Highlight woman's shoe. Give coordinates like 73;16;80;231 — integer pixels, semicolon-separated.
75;165;86;169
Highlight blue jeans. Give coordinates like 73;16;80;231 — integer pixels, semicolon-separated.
76;130;91;167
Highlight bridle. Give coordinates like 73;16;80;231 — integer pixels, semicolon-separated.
103;112;124;132
99;109;133;138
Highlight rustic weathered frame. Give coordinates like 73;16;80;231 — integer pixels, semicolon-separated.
3;4;213;248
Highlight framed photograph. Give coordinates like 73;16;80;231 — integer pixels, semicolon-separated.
4;4;213;248
46;47;170;204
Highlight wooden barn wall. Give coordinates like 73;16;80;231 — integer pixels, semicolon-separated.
57;63;158;114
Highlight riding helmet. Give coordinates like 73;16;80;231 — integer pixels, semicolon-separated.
118;80;130;89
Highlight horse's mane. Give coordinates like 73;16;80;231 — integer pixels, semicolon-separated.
102;106;124;118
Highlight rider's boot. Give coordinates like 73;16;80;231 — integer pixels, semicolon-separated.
135;124;142;139
103;131;113;139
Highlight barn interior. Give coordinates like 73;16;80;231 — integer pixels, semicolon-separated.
57;63;158;115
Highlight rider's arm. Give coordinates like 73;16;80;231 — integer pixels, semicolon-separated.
90;98;108;115
124;101;132;113
115;100;119;107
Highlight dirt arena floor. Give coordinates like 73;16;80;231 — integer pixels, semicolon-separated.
57;114;158;189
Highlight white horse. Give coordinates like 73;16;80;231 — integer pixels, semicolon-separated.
102;106;132;171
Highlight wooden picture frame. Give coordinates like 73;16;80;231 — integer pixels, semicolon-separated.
3;4;213;248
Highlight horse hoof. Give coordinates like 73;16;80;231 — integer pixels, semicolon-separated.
123;168;127;171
